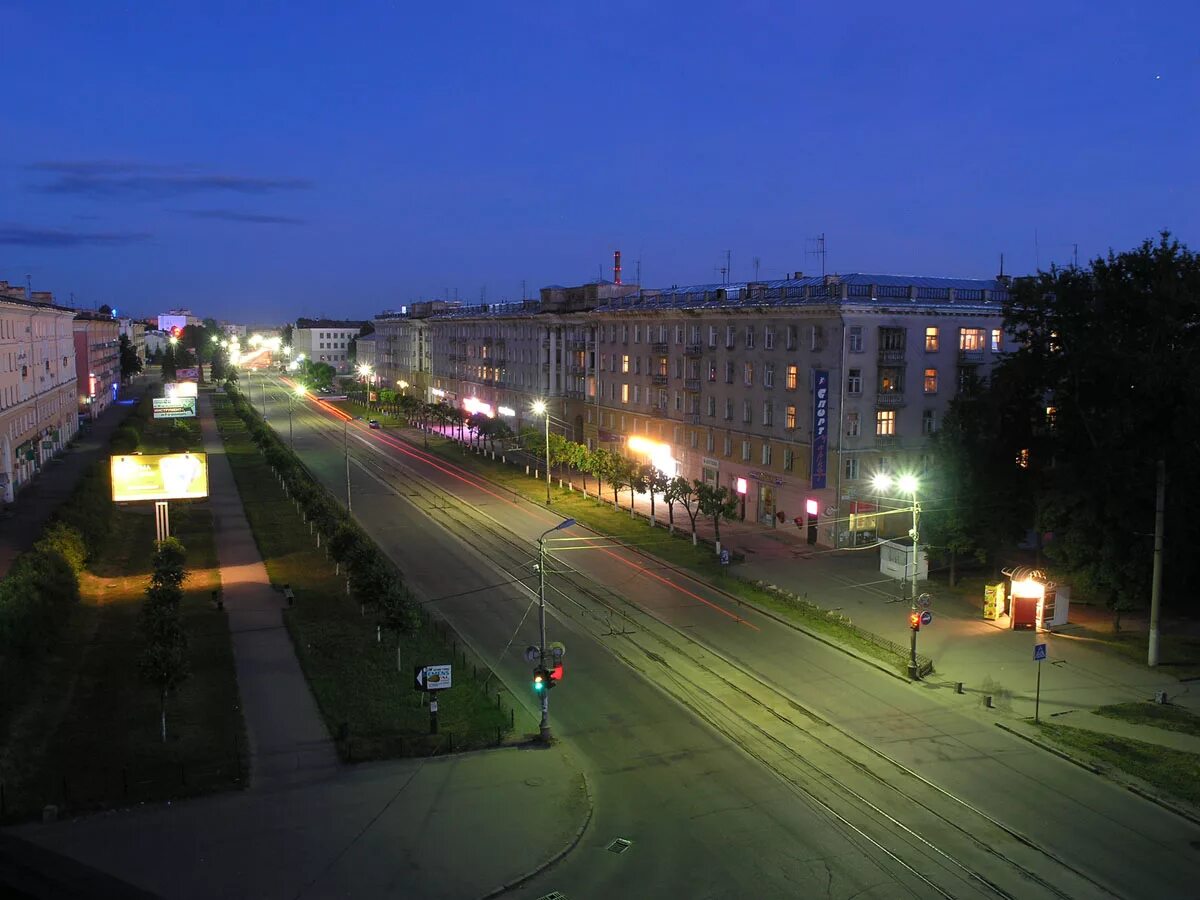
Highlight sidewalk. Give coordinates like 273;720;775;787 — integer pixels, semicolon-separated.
0;375;149;578
197;390;339;789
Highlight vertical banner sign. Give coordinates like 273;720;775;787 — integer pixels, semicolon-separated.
810;369;829;489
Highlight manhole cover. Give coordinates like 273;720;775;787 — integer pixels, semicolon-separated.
607;838;632;854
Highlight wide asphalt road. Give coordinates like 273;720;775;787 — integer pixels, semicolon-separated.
259;372;1200;899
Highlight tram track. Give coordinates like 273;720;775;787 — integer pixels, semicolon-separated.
265;379;1122;899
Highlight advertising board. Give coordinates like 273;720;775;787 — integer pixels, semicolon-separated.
152;397;197;419
111;452;209;502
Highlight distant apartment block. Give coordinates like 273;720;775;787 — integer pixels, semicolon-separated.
0;282;80;504
376;273;1008;546
157;308;201;333
293;318;368;374
74;311;121;420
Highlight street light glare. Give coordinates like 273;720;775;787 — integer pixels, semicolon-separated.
872;473;892;492
294;384;307;397
898;474;919;494
532;400;547;415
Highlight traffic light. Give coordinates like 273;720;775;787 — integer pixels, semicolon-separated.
548;663;563;686
909;611;921;631
532;668;548;692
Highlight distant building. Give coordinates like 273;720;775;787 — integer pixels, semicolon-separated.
74;310;121;420
353;332;376;370
118;318;146;371
293;318;368;374
0;283;80;503
157;308;201;333
143;330;170;358
374;301;460;401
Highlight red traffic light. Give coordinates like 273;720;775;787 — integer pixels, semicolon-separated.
549;663;563;684
171;326;182;337
909;612;921;631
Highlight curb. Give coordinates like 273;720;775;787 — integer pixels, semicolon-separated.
995;721;1200;827
478;767;594;899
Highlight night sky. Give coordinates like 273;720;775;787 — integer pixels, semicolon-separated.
2;1;1196;322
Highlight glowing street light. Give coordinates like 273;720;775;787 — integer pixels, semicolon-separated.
874;472;924;679
532;400;550;504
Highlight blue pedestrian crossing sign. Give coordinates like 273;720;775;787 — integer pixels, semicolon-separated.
1033;643;1047;661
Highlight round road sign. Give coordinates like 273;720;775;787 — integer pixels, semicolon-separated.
920;610;933;626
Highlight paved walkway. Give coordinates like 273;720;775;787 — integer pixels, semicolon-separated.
0;375;149;578
198;390;339;788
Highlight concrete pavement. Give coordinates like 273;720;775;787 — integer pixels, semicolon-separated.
198;390;339;788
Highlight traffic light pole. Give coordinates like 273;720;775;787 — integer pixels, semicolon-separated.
908;496;921;679
537;532;551;742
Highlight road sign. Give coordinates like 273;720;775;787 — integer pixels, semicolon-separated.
1033;643;1047;661
719;549;731;566
414;663;453;691
524;645;541;663
920;610;933;626
917;593;932;609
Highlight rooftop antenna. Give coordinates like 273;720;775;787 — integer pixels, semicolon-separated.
725;249;731;285
25;273;32;300
1073;243;1079;269
1035;229;1041;271
753;256;761;281
521;279;526;301
806;234;827;277
999;253;1005;277
636;258;641;287
613;249;622;285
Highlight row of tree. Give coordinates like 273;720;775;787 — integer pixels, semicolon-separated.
225;385;420;647
139;538;190;742
920;233;1198;616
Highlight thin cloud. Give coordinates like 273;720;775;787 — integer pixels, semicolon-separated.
26;161;313;199
0;225;151;247
175;208;306;225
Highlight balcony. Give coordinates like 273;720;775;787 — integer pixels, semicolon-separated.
652;373;668;385
652;342;668;354
567;363;586;375
566;339;586;351
684;378;701;393
684;344;702;358
877;348;906;364
958;348;985;363
875;434;901;449
651;403;668;415
565;389;586;400
875;391;906;407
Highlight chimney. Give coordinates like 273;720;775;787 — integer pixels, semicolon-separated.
792;271;804;280
613;250;622;285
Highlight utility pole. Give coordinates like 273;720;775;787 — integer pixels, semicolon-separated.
1148;458;1166;666
537;518;575;742
344;417;353;512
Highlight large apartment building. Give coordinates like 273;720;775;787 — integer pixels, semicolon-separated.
73;311;121;420
0;283;80;503
378;273;1009;546
293;318;368;373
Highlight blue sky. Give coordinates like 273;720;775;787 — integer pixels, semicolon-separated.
2;0;1196;322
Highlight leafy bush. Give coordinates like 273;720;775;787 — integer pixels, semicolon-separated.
111;425;140;454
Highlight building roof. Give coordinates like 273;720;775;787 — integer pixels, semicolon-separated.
355;332;377;342
295;318;369;330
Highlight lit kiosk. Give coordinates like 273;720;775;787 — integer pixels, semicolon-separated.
111;452;209;540
1000;567;1068;632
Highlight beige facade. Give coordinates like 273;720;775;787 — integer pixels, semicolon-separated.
293;318;366;373
377;274;1009;545
74;312;121;419
0;285;80;504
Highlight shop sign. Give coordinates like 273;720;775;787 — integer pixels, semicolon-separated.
810;369;829;489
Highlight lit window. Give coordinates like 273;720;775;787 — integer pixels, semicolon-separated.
924;368;938;394
786;365;798;391
786;404;797;429
621;355;629;373
925;327;939;352
621;384;629;404
1016;448;1030;468
875;409;896;435
991;329;1003;352
959;328;986;351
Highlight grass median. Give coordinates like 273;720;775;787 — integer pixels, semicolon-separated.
1036;721;1200;808
1093;702;1200;737
214;402;513;760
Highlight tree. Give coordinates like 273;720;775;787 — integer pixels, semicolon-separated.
604;453;632;507
995;233;1200;618
119;334;143;382
696;482;739;550
675;478;701;544
568;442;593;493
664;476;691;534
139;537;190;742
161;343;178;381
642;465;669;526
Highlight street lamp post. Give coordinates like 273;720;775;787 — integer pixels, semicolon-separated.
537;517;576;742
532;400;550;504
875;473;923;679
344;416;360;512
289;384;307;450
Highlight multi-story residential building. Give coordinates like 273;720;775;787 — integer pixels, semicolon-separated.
353;332;376;370
0;284;80;503
374;301;459;400
293;318;367;373
74;311;121;420
378;273;1009;546
157;309;200;333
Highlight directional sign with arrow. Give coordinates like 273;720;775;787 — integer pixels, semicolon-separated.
414;663;453;692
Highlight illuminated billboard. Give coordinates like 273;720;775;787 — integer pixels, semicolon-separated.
177;367;200;381
152;397;197;419
163;381;198;399
111;453;209;502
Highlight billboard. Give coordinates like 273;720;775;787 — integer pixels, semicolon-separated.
163;381;198;399
810;369;829;490
111;452;209;502
153;397;197;419
177;367;200;381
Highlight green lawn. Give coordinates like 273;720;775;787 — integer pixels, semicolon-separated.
1036;722;1200;807
1068;627;1200;680
215;405;515;760
395;428;919;674
1093;702;1200;737
0;503;245;820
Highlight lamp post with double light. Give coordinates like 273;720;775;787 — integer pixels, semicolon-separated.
874;472;924;679
536;517;576;741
